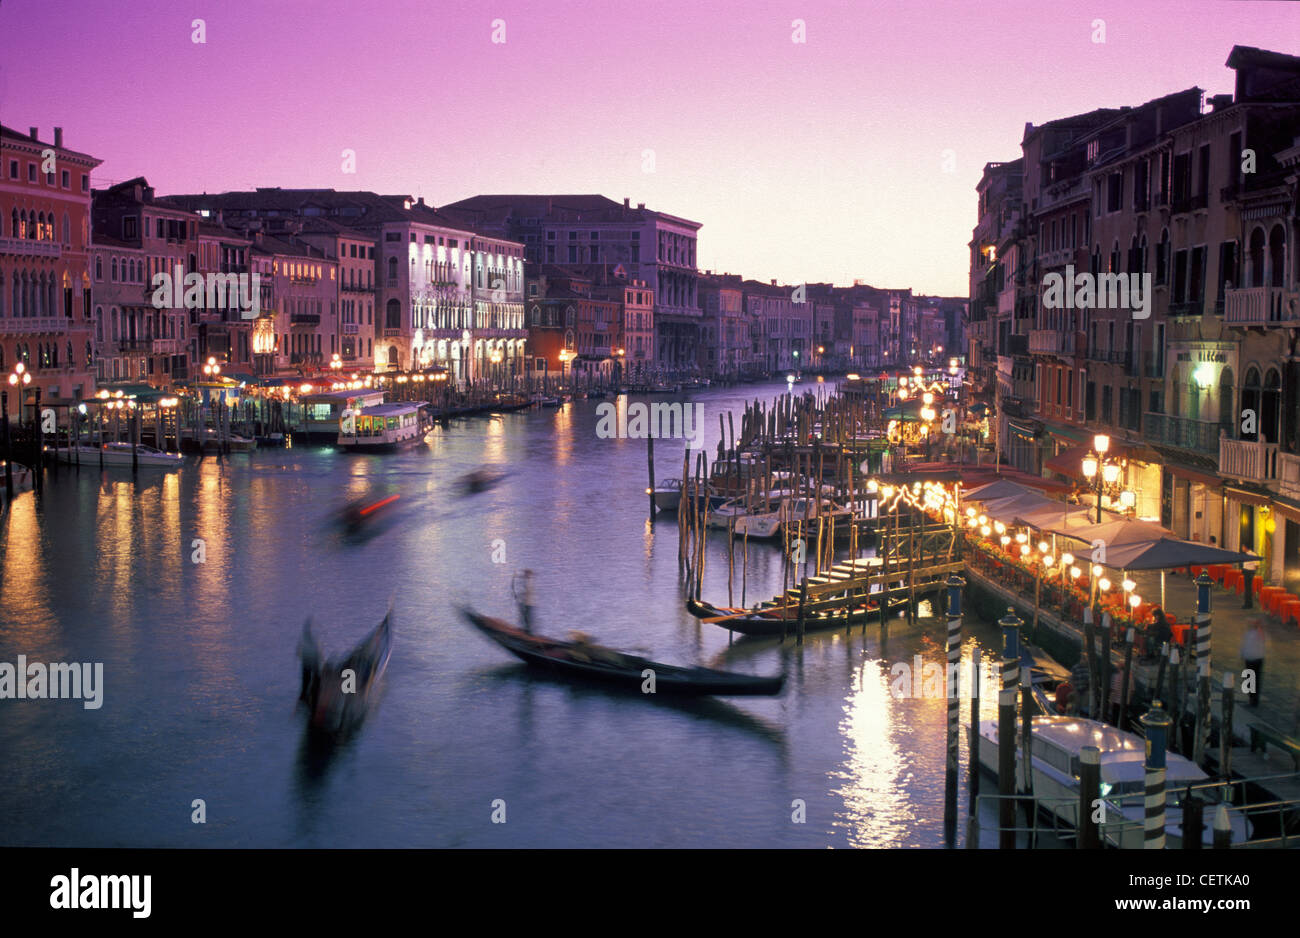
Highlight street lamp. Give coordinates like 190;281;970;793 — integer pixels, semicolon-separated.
1080;432;1132;523
4;362;33;499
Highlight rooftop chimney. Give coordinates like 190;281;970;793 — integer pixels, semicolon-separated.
770;279;777;286
29;126;38;141
54;127;63;148
623;197;630;208
637;203;645;210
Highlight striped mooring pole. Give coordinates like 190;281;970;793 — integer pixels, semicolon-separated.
1077;745;1102;849
1192;571;1213;767
998;607;1022;849
944;574;965;840
1140;700;1173;849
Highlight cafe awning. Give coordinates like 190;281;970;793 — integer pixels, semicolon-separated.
1098;537;1253;572
964;479;1039;502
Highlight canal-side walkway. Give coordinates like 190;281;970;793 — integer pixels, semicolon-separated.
1131;567;1300;742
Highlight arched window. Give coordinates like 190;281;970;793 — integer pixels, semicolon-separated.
112;258;118;281
1242;367;1261;441
1263;368;1281;444
386;256;398;283
1248;227;1266;288
62;213;70;244
385;298;401;329
387;345;398;370
1219;367;1235;439
1269;224;1286;289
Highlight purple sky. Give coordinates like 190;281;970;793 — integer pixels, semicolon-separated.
2;0;1296;295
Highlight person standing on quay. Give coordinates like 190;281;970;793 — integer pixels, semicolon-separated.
1242;551;1259;609
1240;619;1267;708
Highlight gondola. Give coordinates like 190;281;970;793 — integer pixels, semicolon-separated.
306;611;393;735
685;594;909;637
459;608;785;696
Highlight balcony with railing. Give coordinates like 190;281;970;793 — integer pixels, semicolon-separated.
1171;191;1208;215
1279;452;1300;502
0;237;62;258
0;316;70;334
290;312;321;326
1144;412;1220;454
1219;435;1279;482
1029;330;1076;357
152;337;183;355
1224;286;1294;326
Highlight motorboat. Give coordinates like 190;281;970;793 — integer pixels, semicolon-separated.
733;495;853;540
56;442;184;469
977;714;1251;847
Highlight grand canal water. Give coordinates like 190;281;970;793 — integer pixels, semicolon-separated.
0;379;1019;848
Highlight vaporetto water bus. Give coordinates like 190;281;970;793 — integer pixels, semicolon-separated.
337;400;432;452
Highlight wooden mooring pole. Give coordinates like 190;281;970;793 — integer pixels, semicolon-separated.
944;575;964;844
998;607;1022;849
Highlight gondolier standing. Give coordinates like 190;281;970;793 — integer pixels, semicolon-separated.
514;569;536;634
1242;551;1259;609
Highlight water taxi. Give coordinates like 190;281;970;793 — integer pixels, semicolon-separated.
337;401;431;452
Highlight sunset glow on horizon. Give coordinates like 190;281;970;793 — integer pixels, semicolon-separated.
1;0;1296;295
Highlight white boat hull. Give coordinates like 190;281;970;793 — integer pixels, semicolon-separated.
56;444;183;469
977;717;1252;847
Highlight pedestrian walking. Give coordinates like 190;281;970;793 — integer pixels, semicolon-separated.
1240;618;1267;708
1242;551;1259;609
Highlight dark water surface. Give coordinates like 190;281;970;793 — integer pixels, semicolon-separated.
0;380;1012;847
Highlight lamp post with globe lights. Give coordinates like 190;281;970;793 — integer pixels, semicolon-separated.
4;362;32;500
1080;433;1134;523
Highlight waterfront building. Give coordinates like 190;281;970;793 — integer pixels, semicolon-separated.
92;178;199;388
161;189;526;384
970;44;1300;586
0;125;100;404
293;219;377;371
193;220;256;375
698;272;749;378
89;234;147;384
250;232;338;376
438;195;702;373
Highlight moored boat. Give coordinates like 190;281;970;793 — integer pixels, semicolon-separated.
459;608;785;696
976;714;1252;847
685;594;908;636
56;442;184;469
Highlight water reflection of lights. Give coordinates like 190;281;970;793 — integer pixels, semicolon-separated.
831;660;915;847
0;494;53;643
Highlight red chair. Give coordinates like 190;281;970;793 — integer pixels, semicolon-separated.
1262;587;1287;616
1281;599;1300;627
1223;569;1244;594
1254;576;1264;596
1209;564;1228;583
1170;623;1189;646
1189;565;1205;579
